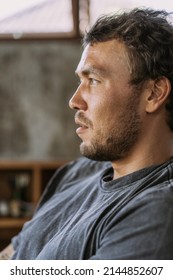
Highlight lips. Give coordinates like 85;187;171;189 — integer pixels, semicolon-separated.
75;118;89;135
75;119;88;128
74;112;93;136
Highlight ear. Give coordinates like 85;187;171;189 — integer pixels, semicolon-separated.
145;77;171;113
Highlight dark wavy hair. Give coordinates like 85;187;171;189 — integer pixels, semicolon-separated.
83;8;173;131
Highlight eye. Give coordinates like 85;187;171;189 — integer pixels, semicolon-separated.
89;78;100;86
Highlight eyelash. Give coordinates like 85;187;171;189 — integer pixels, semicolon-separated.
89;78;100;85
77;78;100;87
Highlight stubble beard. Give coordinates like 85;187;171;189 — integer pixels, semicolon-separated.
79;94;142;162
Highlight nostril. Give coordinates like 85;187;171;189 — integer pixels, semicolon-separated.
69;79;88;111
69;91;87;111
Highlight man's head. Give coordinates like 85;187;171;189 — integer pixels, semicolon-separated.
83;8;173;130
69;8;173;162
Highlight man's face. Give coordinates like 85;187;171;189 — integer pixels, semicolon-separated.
69;40;142;162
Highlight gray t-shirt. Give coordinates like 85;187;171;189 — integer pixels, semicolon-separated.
11;157;173;259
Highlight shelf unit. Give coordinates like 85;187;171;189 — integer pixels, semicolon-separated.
0;160;67;250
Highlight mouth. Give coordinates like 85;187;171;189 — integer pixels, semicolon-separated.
75;119;89;135
74;112;93;137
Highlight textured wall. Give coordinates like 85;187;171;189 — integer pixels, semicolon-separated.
0;40;82;160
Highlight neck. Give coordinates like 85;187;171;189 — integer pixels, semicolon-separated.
112;132;173;180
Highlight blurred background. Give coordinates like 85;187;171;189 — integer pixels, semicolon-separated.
0;0;172;250
0;0;172;161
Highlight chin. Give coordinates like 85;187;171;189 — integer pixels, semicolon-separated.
79;142;106;161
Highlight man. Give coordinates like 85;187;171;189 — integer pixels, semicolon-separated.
1;7;173;259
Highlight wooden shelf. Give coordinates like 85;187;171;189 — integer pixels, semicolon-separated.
0;159;67;250
0;217;30;228
0;160;66;169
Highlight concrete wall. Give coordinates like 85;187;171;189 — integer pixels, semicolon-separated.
0;40;82;160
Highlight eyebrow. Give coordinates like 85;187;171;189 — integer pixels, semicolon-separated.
75;65;108;78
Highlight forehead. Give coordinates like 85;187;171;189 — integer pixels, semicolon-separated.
76;40;131;78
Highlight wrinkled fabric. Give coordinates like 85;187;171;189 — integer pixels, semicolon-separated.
11;157;173;260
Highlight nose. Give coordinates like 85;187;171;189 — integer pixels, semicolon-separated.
69;85;87;111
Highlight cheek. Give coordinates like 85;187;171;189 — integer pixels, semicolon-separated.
87;86;126;127
91;100;117;131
